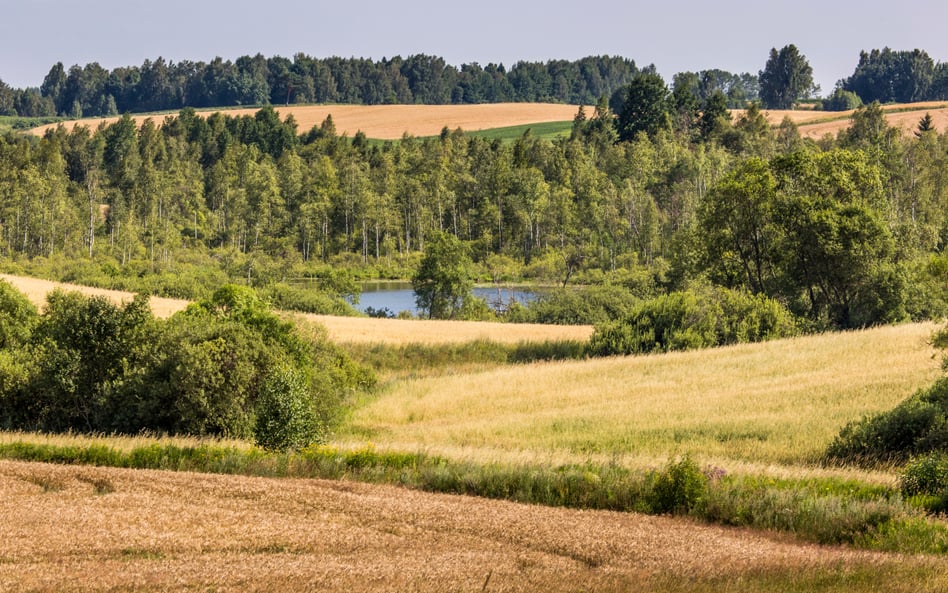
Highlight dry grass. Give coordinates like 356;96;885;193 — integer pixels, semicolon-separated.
28;103;585;140
0;273;190;318
300;313;592;345
346;322;941;473
1;273;592;345
1;459;939;593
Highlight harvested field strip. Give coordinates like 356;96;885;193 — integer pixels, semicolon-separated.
2;437;947;556
28;103;586;140
0;273;592;345
1;459;945;593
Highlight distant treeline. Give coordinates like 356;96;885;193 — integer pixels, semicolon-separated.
0;54;645;118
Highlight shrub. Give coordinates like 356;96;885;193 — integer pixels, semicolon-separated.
506;284;639;325
822;88;863;112
0;285;373;443
901;452;948;514
825;377;948;465
258;282;358;316
254;366;321;451
0;279;38;349
645;456;708;515
587;284;797;356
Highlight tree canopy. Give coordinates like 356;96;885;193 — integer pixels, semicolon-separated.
758;44;816;109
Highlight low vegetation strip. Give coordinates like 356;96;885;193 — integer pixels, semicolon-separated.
6;459;944;593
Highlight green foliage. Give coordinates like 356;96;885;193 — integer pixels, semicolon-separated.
258;282;357;316
900;452;948;513
254;366;321;451
645;456;709;514
0;284;373;445
587;285;797;356
822;88;863;111
26;290;155;432
506;284;640;325
615;72;670;141
825;377;948;465
759;44;817;109
0;279;38;349
412;232;477;319
844;48;935;104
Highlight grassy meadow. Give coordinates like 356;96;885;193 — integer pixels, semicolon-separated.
342;322;941;473
2;275;948;590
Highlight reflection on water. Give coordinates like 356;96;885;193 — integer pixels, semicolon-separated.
353;284;539;316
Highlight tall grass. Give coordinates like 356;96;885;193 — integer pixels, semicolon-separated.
343;338;587;380
345;323;940;467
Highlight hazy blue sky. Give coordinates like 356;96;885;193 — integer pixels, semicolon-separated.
2;0;946;97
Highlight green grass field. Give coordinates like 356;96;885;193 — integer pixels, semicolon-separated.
466;120;574;142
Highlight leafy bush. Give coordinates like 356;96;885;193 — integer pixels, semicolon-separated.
506;284;639;325
587;284;797;356
254;366;321;451
825;377;948;465
258;282;358;316
0;279;38;349
822;88;863;111
0;284;373;448
901;452;948;507
645;456;709;515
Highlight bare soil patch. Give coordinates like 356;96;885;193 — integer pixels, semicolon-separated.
29;103;584;140
0;460;920;593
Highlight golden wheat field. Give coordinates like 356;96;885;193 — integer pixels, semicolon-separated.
27;100;948;143
3;459;945;593
0;274;592;344
28;103;586;140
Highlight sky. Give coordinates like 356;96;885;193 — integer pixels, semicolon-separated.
2;0;947;97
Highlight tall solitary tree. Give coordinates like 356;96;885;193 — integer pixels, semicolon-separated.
412;232;475;319
615;71;670;141
759;45;816;109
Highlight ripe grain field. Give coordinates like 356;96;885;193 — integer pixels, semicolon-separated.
28;103;586;140
27;100;948;143
2;459;946;593
746;101;948;139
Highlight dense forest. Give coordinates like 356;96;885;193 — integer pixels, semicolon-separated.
0;54;648;118
1;77;947;332
3;46;948;119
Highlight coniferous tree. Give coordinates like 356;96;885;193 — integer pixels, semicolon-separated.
759;45;816;109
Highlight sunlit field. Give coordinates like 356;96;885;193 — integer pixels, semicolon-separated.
344;322;941;474
28;103;585;140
